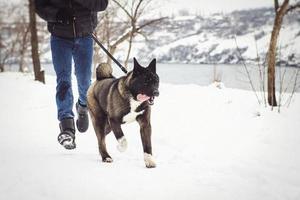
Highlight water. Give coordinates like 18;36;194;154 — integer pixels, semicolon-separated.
156;63;300;92
96;63;297;92
7;63;300;92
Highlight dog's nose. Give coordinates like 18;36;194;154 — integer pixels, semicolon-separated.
153;90;159;97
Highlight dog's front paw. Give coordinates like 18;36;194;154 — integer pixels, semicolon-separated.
117;136;128;152
102;157;113;163
144;153;156;168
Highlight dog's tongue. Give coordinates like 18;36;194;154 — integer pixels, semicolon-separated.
137;94;150;102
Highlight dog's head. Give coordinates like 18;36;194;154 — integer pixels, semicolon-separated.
128;58;159;105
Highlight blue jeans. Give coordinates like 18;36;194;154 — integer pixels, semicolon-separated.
51;35;93;121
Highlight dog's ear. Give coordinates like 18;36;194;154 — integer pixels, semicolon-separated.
133;57;140;67
133;57;143;76
147;58;156;73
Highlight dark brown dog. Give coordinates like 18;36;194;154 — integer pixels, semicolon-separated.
87;58;159;168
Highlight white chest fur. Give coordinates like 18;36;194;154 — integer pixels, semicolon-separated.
122;98;144;124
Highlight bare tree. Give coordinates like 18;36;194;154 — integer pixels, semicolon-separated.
0;39;5;72
15;6;31;73
286;68;300;107
95;0;165;69
94;2;122;65
0;33;18;72
0;4;19;72
0;3;45;74
212;64;222;83
254;36;267;107
234;36;261;105
28;0;45;83
267;0;300;106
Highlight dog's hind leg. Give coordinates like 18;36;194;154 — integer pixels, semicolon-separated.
88;96;113;163
137;109;156;168
91;112;113;163
109;119;127;152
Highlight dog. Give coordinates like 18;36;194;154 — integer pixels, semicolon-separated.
87;58;159;168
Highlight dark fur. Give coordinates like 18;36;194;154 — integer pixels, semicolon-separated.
87;58;159;167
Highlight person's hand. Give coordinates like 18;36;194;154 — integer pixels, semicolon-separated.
56;7;75;25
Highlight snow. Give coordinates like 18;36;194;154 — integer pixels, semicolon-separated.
149;21;300;65
173;15;197;21
129;8;300;65
1;72;300;200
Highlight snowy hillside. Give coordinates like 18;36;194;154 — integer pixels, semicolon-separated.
131;8;300;66
1;72;300;200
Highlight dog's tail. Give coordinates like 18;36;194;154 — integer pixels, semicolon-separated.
96;63;114;81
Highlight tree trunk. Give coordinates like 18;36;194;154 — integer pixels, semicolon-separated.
28;0;45;83
267;0;289;106
0;64;4;72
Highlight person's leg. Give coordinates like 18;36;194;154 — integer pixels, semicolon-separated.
51;35;74;121
73;36;93;106
51;35;77;149
72;36;93;132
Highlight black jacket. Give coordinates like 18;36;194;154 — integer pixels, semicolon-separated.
35;0;108;38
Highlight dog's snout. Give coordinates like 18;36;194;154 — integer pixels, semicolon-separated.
153;90;159;97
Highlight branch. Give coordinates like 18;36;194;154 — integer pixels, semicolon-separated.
234;36;261;104
286;2;300;13
110;17;166;49
137;17;167;31
136;31;148;41
111;0;132;20
111;31;132;48
133;0;144;19
135;0;152;19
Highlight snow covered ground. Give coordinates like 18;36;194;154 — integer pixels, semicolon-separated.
1;72;300;200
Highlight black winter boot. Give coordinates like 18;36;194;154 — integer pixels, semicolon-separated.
58;118;76;150
76;102;89;133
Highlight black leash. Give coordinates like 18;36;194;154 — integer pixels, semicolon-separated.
92;33;128;74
